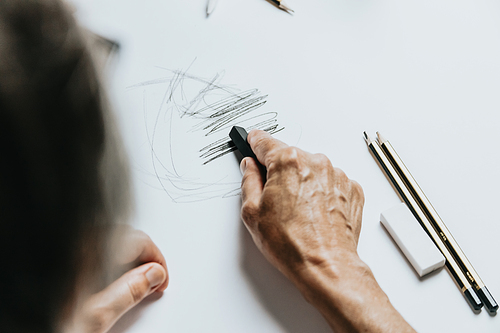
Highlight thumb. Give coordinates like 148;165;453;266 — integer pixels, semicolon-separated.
81;263;167;333
240;157;264;227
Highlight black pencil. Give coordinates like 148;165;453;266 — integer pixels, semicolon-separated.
376;132;498;314
364;132;483;312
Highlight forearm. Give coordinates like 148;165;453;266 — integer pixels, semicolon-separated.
291;252;416;333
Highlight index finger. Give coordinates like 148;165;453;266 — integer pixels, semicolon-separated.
247;130;288;168
114;227;169;291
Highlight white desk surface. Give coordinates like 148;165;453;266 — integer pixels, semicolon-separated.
70;0;500;331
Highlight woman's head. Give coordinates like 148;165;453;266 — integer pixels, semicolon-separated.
0;1;130;331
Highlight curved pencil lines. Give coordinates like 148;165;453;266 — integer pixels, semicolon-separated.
130;67;284;203
198;112;283;165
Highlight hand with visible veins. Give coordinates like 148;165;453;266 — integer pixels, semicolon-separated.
239;129;415;333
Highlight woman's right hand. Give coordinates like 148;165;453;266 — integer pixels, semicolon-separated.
239;129;415;333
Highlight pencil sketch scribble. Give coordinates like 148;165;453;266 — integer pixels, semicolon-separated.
127;66;284;203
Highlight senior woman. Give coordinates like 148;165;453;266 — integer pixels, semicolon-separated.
0;1;414;332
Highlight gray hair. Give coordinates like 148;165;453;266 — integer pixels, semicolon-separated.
0;0;130;331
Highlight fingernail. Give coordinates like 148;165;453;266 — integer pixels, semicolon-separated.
145;265;165;289
246;131;253;145
240;158;247;176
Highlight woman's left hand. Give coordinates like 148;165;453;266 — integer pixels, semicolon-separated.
69;228;168;333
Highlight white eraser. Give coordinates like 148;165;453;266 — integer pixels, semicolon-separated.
380;203;445;277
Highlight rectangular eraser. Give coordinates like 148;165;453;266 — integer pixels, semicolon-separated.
380;203;445;277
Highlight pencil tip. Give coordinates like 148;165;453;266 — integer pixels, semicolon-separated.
206;0;216;16
376;131;387;144
363;131;372;144
279;1;294;14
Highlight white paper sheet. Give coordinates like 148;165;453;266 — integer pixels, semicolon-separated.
70;0;500;331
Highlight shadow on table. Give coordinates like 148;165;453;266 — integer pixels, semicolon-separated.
239;225;332;333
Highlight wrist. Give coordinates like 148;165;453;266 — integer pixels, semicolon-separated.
289;251;413;333
292;250;373;306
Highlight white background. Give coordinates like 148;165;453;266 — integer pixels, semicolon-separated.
70;0;500;331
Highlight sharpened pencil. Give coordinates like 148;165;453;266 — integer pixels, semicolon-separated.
363;132;483;312
376;132;498;314
206;0;218;16
268;0;294;14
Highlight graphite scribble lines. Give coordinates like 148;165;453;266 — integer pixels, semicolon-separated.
127;67;283;203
